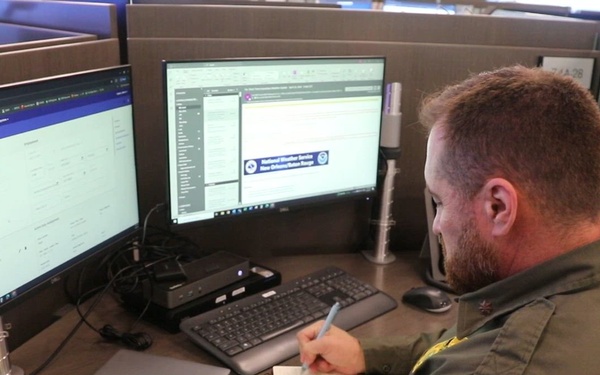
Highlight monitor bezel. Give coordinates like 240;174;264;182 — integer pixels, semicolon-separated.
162;55;386;230
0;64;141;316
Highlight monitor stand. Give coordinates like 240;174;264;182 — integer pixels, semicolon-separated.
0;317;24;375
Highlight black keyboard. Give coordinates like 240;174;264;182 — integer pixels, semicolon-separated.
179;266;398;375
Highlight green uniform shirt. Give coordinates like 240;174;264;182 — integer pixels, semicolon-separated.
360;239;600;374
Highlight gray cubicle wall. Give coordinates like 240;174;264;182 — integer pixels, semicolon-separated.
0;0;118;39
0;0;121;85
127;4;600;257
0;39;121;85
0;23;96;53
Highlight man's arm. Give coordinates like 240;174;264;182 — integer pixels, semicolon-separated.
360;331;447;374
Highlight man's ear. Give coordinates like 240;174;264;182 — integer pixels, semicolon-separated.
481;178;518;237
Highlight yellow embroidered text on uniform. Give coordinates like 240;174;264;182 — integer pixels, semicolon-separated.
410;336;468;374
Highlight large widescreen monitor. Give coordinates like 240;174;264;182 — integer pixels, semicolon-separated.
163;56;386;227
0;66;139;345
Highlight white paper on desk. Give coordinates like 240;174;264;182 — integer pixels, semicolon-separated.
272;366;329;375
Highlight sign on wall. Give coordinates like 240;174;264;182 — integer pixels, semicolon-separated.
538;56;595;90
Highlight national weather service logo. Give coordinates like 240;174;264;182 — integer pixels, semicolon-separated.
317;151;328;165
245;159;258;174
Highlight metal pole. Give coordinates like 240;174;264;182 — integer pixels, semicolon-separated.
0;317;23;375
362;158;398;264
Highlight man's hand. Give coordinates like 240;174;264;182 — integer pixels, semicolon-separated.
297;322;366;374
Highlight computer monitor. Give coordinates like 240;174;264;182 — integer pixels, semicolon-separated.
163;56;386;228
0;65;139;346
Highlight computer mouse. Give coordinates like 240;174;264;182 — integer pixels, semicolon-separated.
402;286;452;313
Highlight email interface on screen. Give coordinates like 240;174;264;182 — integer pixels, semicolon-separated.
0;66;139;307
165;57;385;225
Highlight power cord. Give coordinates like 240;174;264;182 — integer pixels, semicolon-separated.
32;202;210;374
29;271;122;375
30;203;171;375
74;255;176;341
141;203;166;247
98;324;152;351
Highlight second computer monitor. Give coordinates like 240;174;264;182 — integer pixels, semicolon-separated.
0;65;139;347
164;56;386;227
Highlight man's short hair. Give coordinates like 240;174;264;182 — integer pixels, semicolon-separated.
419;65;600;222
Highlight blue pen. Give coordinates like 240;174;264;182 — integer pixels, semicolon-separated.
301;301;342;372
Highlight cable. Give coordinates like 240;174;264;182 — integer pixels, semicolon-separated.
98;324;152;351
141;203;166;247
76;256;172;329
30;258;166;375
31;202;203;374
29;273;119;375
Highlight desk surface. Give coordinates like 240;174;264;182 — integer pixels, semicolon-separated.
13;252;457;374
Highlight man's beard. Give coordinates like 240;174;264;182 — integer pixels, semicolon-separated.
443;221;501;294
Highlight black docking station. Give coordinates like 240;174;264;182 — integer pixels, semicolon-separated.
122;262;281;333
143;251;250;309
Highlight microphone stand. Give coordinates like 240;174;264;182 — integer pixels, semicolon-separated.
362;147;400;264
362;82;402;265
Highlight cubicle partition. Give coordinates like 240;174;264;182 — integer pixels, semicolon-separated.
0;39;122;85
0;0;118;39
0;22;96;53
127;4;600;257
0;0;121;84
